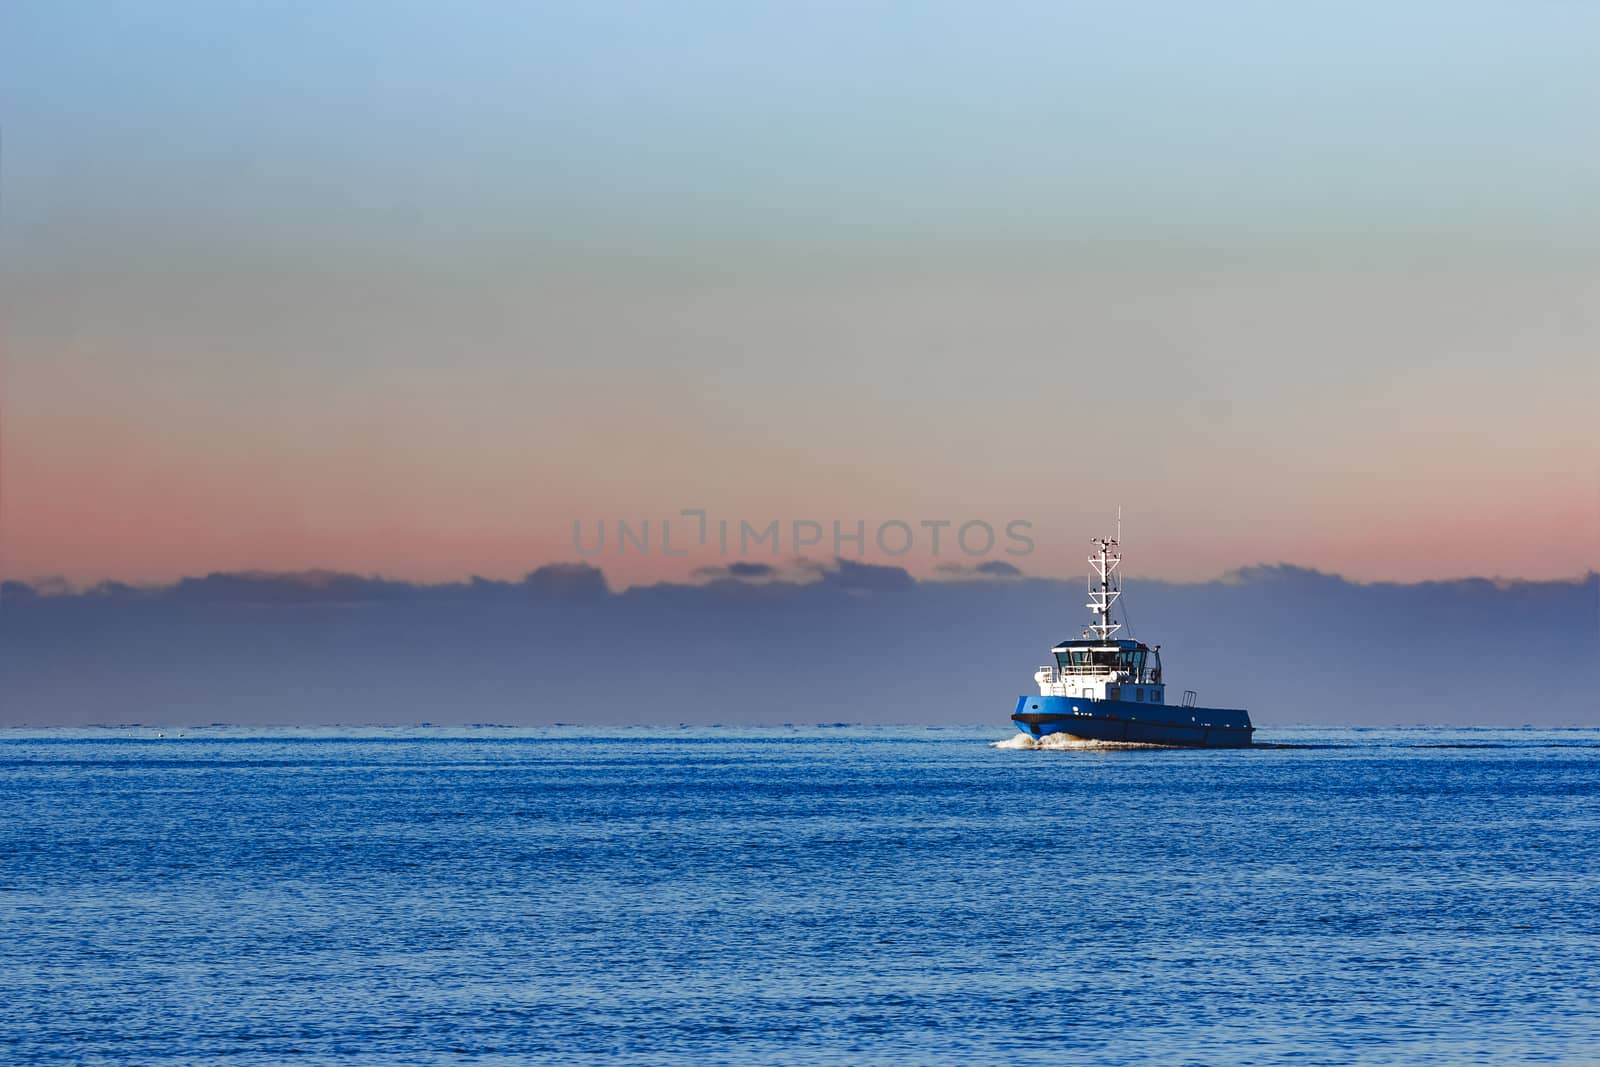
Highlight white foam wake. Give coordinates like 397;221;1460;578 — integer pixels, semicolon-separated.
991;732;1171;751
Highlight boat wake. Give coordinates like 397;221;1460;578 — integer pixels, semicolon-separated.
991;733;1171;751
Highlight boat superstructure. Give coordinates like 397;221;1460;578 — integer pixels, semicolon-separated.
1010;525;1254;747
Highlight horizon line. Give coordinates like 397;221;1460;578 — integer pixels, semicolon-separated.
5;557;1596;599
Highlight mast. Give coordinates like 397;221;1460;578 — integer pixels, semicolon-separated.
1084;525;1122;641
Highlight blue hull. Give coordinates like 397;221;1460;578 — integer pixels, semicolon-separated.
1012;695;1254;748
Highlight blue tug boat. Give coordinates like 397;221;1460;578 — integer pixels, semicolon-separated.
1011;525;1254;747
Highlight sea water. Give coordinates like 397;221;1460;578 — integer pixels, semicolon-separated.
1;726;1597;1065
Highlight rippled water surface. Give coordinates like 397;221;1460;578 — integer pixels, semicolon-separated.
2;726;1598;1065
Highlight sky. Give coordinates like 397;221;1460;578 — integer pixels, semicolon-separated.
2;0;1596;589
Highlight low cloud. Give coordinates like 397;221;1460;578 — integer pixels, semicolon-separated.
820;558;915;592
936;560;1025;580
2;563;1595;728
521;562;609;599
692;561;779;582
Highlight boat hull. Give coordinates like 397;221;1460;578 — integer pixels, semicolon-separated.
1012;695;1254;748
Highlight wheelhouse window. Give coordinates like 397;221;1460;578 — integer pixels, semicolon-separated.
1054;646;1160;680
1053;650;1078;671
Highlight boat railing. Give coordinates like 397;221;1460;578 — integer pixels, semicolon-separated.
1049;663;1163;683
